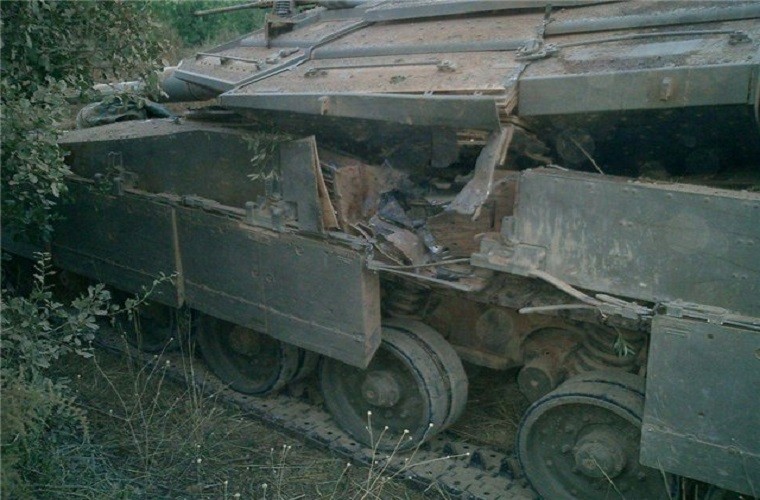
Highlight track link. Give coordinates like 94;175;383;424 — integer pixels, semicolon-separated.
97;329;536;499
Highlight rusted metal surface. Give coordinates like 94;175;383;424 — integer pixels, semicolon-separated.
450;128;513;216
321;149;402;230
517;327;584;402
424;295;570;371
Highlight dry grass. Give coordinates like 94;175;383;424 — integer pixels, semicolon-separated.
447;365;528;452
55;336;434;499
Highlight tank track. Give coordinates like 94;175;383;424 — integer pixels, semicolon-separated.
96;328;536;500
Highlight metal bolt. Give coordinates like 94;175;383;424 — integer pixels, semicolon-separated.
318;95;330;115
659;77;674;101
271;206;283;231
437;60;457;73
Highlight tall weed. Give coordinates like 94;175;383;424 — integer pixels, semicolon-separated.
1;253;118;497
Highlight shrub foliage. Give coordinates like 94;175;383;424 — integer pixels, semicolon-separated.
1;2;166;496
1;0;166;241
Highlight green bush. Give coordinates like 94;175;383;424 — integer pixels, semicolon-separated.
0;2;168;496
0;254;117;498
0;84;70;241
1;0;167;242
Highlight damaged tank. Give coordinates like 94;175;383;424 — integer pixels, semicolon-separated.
5;1;760;498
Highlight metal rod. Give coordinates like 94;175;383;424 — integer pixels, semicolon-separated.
546;4;760;36
367;262;479;292
557;29;741;49
196;52;263;64
195;1;273;17
528;269;603;307
369;258;471;270
194;0;366;17
519;304;597;314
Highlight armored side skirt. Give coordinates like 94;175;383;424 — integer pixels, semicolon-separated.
642;315;760;496
473;168;760;318
13;181;381;368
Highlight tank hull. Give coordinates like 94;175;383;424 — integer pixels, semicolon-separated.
5;1;760;497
